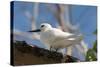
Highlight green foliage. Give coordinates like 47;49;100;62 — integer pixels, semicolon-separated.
93;29;97;34
93;29;97;53
86;49;97;61
85;30;97;61
92;40;97;53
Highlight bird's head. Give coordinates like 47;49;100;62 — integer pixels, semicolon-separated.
40;23;52;32
28;23;52;32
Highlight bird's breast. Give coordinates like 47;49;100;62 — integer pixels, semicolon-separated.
40;31;55;46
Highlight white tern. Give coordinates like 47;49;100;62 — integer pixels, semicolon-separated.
28;23;83;51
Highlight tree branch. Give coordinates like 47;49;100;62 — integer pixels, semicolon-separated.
12;41;80;66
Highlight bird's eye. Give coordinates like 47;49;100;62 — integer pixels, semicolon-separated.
41;25;45;27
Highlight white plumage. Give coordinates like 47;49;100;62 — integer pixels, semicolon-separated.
29;23;83;51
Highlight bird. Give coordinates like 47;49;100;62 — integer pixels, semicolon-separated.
28;23;83;52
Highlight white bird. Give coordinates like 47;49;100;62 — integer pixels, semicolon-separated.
28;23;83;52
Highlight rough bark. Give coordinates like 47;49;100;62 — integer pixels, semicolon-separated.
12;41;80;66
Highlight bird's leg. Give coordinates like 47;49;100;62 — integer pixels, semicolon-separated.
50;46;52;51
50;46;59;52
55;48;59;52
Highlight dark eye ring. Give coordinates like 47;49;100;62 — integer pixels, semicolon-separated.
41;25;45;27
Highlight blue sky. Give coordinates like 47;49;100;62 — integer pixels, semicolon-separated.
13;1;97;49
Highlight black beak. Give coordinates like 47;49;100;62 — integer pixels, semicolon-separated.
28;29;41;32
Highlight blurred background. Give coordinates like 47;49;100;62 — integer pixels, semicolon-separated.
12;1;97;61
